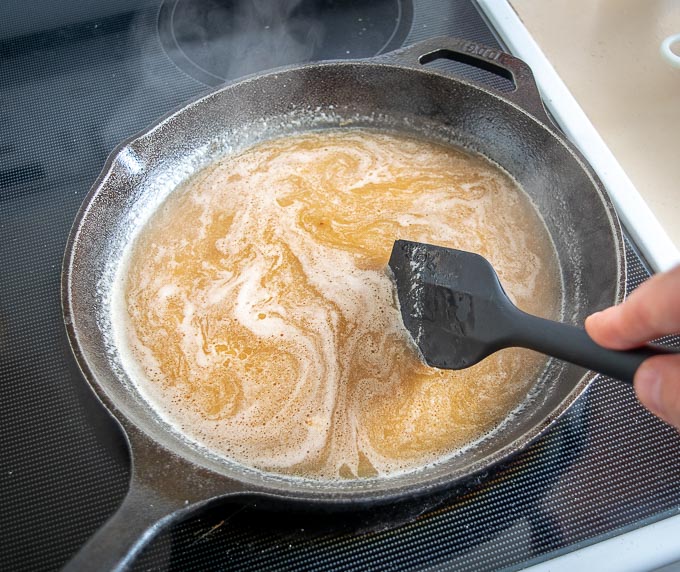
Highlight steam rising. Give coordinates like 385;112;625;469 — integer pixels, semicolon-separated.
171;0;325;80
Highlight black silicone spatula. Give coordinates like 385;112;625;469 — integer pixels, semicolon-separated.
388;239;676;384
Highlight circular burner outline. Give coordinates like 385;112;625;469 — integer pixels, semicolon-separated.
157;0;413;86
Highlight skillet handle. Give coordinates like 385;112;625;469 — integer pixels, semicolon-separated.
377;37;552;126
63;428;247;571
63;471;190;572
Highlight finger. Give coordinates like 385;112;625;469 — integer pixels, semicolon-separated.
634;354;680;431
585;264;680;350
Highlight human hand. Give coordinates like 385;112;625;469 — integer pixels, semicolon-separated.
585;265;680;430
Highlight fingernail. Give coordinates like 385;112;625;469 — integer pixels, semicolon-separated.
635;366;663;416
585;311;600;328
586;310;607;325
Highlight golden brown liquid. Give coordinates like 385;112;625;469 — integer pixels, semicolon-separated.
119;130;560;479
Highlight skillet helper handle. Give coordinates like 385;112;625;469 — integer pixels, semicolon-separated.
379;36;551;124
511;310;679;384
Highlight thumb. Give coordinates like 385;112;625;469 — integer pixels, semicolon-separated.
634;354;680;431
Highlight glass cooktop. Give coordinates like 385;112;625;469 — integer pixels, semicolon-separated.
1;1;679;570
157;0;413;85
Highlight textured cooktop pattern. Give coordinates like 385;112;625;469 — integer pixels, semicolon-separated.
1;1;678;570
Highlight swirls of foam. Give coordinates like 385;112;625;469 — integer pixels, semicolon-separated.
117;129;560;480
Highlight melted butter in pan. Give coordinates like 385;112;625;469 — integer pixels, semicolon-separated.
119;130;560;479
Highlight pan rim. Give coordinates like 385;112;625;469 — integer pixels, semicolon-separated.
61;56;625;505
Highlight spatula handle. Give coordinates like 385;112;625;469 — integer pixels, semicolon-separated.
511;311;678;384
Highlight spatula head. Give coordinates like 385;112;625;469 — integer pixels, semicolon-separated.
388;240;515;370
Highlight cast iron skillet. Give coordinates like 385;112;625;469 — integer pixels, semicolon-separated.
62;37;626;571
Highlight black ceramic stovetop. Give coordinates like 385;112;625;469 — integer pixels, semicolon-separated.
1;1;679;570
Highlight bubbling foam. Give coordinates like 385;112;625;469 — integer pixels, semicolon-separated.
116;129;560;479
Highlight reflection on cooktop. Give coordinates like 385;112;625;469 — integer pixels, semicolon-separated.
157;0;413;86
